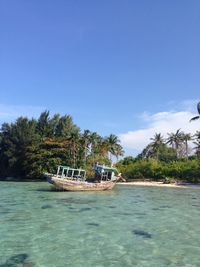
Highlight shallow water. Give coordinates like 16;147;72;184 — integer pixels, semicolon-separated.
0;182;200;267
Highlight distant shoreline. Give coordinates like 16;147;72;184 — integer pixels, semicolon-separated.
118;181;200;188
0;177;45;182
1;178;200;189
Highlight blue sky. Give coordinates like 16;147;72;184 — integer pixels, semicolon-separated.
0;0;200;155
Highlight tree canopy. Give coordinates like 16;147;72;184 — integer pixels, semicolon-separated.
1;109;200;183
0;111;124;179
116;129;200;183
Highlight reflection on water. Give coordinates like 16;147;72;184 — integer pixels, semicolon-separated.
0;182;200;267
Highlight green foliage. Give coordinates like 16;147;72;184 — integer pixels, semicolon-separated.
116;156;135;166
1;110;199;183
157;145;177;162
117;157;200;182
120;128;200;183
137;142;177;162
0;111;124;179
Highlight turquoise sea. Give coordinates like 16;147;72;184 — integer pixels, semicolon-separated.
0;182;200;267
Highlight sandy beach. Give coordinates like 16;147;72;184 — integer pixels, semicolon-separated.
118;181;200;189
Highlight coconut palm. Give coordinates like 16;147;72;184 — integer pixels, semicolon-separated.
104;134;124;163
166;129;183;157
190;102;200;122
194;131;200;141
193;131;200;156
150;133;165;146
90;132;101;154
193;140;200;156
149;133;165;159
114;144;124;160
181;132;192;158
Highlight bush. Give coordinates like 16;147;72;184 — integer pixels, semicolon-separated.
117;158;200;183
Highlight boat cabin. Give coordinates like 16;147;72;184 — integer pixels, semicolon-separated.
56;165;86;181
55;164;119;183
93;163;118;181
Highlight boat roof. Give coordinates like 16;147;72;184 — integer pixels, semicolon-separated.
58;164;118;173
94;164;118;173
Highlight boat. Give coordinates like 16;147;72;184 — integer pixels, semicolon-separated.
45;163;121;191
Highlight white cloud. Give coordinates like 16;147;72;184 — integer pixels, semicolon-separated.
119;108;200;154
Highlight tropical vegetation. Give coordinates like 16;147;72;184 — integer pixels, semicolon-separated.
116;129;200;183
0;111;124;180
117;102;200;183
1;105;200;183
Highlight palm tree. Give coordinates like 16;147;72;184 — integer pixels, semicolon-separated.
104;134;124;163
136;144;154;159
149;133;165;159
190;102;200;122
193;131;200;156
193;140;200;156
181;133;192;158
114;143;124;160
166;129;183;157
90;132;101;156
194;131;200;140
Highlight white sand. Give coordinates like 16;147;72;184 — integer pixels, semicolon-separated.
117;181;200;189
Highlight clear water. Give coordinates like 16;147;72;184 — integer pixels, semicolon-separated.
0;182;200;267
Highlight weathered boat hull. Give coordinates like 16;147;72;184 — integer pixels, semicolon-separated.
46;175;117;191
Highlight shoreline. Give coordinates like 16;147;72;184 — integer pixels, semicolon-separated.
117;181;200;188
1;179;200;189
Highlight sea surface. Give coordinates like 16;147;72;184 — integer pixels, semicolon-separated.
0;182;200;267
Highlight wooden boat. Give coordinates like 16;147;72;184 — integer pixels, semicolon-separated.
46;164;120;191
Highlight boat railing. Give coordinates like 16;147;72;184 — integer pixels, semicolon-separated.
56;165;86;181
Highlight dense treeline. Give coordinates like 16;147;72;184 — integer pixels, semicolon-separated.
116;157;200;182
0;111;124;179
1;109;200;182
116;131;200;182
